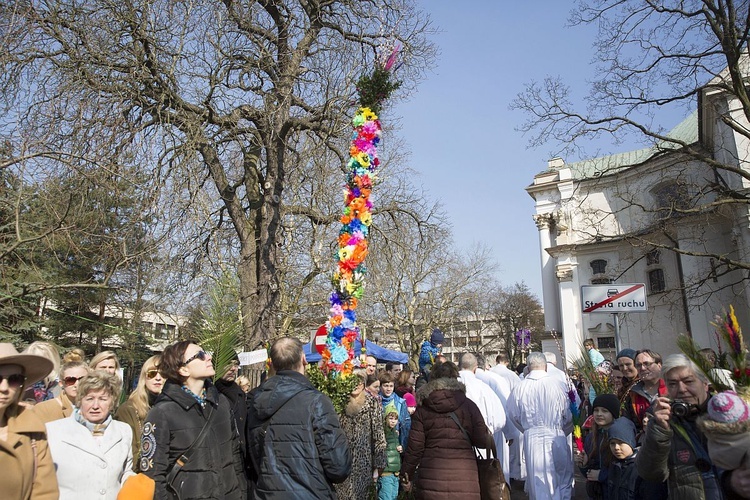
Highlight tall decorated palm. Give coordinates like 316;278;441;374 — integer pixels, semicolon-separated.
307;43;401;413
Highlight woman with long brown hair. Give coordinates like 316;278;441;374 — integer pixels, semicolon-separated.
395;368;416;398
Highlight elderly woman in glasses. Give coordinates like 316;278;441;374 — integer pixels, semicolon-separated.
33;361;90;424
0;343;59;500
46;371;134;499
116;355;164;471
141;340;243;500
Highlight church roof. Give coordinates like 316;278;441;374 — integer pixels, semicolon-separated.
561;110;699;180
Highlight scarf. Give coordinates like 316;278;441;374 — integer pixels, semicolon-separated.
73;406;112;436
181;384;207;407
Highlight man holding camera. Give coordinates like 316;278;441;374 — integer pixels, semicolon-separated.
636;354;750;499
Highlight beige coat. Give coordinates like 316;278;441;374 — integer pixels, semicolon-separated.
0;404;59;500
31;393;73;425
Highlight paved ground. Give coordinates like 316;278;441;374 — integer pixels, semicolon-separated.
509;470;588;499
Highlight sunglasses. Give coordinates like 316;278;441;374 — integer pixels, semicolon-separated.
146;368;163;379
0;373;25;387
63;375;86;387
183;350;208;365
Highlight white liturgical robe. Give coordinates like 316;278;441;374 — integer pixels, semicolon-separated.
507;369;573;500
490;363;525;480
475;368;516;481
457;370;506;462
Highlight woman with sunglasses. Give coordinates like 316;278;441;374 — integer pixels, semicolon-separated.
141;340;242;499
115;355;164;471
0;343;59;499
32;361;90;424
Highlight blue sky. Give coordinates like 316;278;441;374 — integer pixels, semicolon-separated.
390;1;689;299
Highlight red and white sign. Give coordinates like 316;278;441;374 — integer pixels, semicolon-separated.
314;325;329;354
581;284;647;313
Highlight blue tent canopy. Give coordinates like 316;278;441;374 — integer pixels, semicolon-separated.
304;339;408;364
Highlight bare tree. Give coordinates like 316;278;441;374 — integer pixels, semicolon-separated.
487;282;544;367
1;0;436;346
513;1;750;302
360;207;498;367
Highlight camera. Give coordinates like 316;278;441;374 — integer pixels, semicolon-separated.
670;399;693;417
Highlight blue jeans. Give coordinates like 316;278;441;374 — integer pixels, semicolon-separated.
378;474;399;500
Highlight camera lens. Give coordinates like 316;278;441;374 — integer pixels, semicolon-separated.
671;400;690;417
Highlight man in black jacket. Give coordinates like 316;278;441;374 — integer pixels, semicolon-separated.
247;337;351;499
215;354;250;496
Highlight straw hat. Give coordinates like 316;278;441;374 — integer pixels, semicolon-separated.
0;343;54;386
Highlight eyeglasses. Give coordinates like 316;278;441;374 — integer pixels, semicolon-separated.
146;368;163;379
0;373;25;387
635;361;657;369
183;350;208;365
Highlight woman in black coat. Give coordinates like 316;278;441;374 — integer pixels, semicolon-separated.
141;340;243;500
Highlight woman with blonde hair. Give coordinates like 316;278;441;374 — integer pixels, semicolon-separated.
89;351;120;376
33;361;90;424
62;348;86;364
22;341;62;403
0;343;59;499
115;355;164;471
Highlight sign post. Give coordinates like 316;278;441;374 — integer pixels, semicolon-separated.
314;325;328;355
581;284;647;313
581;283;647;353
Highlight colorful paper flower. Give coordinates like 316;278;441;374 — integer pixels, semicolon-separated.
317;43;400;395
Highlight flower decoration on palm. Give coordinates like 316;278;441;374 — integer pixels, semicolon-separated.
321;43;402;377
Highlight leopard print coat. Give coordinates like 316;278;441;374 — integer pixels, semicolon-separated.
334;391;387;499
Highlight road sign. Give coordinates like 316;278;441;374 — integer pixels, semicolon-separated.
581;283;647;313
314;324;329;354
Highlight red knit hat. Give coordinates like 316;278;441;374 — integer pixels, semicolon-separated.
403;392;417;408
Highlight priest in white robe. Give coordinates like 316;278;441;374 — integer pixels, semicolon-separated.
457;353;506;465
491;352;525;481
507;352;573;500
475;354;517;482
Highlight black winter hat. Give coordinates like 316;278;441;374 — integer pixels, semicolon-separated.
592;393;621;419
430;329;444;345
607;417;637;450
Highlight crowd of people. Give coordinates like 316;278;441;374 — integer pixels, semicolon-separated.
2;334;750;500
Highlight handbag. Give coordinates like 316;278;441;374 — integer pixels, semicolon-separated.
449;411;511;500
165;404;215;500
